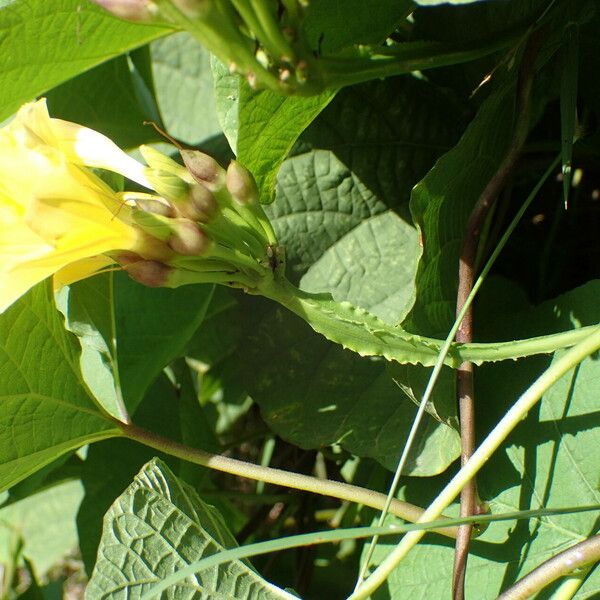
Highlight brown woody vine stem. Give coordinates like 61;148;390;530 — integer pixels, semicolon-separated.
452;32;543;600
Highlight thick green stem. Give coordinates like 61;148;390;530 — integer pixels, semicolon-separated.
119;422;459;538
497;534;600;599
258;276;598;367
155;0;281;90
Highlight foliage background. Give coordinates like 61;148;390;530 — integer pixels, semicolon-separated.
0;0;598;598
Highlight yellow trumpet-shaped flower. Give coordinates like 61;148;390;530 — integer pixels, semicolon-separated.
0;99;159;313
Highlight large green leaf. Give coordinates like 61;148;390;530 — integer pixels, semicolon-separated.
301;211;420;324
87;458;295;599
151;32;223;145
238;84;337;202
0;479;84;579
211;60;335;198
240;299;460;475
406;83;515;338
372;351;600;595
268;77;463;283
302;0;413;54
60;273;214;419
0;283;119;492
268;150;390;283
0;0;171;121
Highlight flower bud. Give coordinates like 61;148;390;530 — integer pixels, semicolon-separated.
134;196;175;218
177;184;218;222
90;0;156;21
119;257;171;288
145;169;190;203
140;145;190;181
226;160;258;204
180;150;225;189
168;220;212;256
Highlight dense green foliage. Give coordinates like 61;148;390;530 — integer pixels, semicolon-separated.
0;1;598;598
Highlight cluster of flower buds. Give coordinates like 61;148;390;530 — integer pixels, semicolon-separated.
117;145;283;292
0;98;282;313
91;0;322;94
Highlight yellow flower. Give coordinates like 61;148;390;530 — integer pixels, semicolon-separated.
0;99;158;313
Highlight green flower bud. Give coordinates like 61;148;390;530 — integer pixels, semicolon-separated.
90;0;157;21
145;168;191;203
180;150;225;190
168;220;212;256
226;160;258;204
139;145;191;181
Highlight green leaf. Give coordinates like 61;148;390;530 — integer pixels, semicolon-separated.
0;283;119;492
300;211;420;324
0;0;171;122
268;150;389;283
303;0;413;54
151;32;223;145
87;458;295;599
60;273;214;418
211;61;336;194
406;83;515;337
239;298;460;476
44;53;162;149
237;84;336;202
0;479;83;580
211;57;240;152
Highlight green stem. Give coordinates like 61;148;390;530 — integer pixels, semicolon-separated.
233;0;296;61
319;27;523;90
205;210;267;259
497;535;600;599
258;276;598;367
155;0;281;90
349;325;600;600
119;422;459;538
140;507;598;600
170;268;259;290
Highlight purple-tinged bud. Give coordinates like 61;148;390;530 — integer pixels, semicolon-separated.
134;196;176;218
168;220;212;256
177;184;218;222
122;258;172;288
180;150;225;189
226;160;258;204
90;0;156;21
